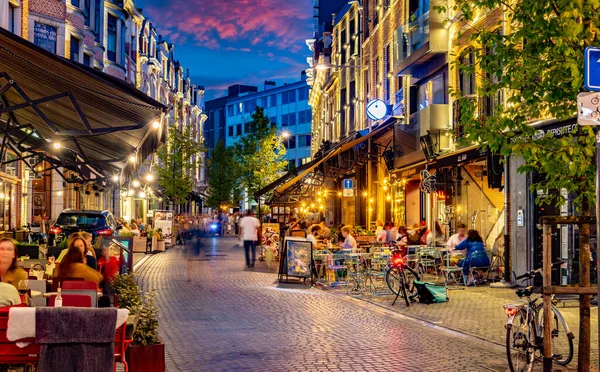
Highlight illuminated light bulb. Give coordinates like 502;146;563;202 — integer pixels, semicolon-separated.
152;121;160;129
128;189;134;196
338;192;342;197
363;191;368;197
132;180;140;188
383;186;388;191
57;191;63;196
310;203;315;208
158;197;163;202
129;155;136;163
112;175;119;182
145;174;154;182
386;195;391;201
139;191;146;198
369;198;374;203
53;142;61;149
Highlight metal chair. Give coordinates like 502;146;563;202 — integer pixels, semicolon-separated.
328;252;347;285
344;252;368;295
313;249;332;283
418;248;441;280
468;250;493;286
368;247;390;295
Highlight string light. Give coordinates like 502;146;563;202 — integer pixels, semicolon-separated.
145;174;154;182
112;175;119;182
52;142;61;149
132;180;140;188
129;155;136;163
152;121;160;129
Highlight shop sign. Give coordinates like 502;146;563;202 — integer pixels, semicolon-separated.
401;167;417;179
366;99;388;121
533;123;578;138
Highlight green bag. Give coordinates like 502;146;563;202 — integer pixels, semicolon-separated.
414;280;449;304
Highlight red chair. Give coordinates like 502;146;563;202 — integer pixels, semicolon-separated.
52;277;83;292
48;294;92;307
114;324;133;372
0;304;40;364
62;280;98;290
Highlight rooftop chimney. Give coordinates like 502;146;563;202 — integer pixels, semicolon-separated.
264;80;276;90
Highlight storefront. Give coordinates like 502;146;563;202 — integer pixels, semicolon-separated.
0;27;167;229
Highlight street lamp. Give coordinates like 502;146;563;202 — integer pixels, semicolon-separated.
281;131;291;139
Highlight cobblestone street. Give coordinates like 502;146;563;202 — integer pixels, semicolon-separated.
135;238;509;372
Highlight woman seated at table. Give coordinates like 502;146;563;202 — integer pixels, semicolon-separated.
454;230;489;285
340;226;357;249
0;238;27;289
307;225;322;248
57;239;103;285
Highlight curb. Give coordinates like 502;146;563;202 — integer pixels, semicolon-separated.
133;254;151;272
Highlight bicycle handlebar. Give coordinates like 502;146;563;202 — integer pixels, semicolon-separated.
514;259;565;281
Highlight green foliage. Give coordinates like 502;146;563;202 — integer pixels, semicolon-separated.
58;238;68;249
206;140;241;209
132;290;160;346
17;242;39;246
234;107;287;203
157;125;205;206
111;273;160;346
118;230;134;237
444;0;600;210
111;273;142;311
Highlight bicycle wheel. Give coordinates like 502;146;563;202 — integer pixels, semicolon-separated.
540;307;574;366
403;266;420;300
386;266;402;297
506;310;535;372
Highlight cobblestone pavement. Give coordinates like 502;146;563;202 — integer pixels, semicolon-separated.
326;271;599;369
135;238;510;372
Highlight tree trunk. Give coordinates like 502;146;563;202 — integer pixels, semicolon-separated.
578;196;591;371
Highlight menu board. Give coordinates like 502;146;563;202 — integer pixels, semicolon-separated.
34;22;57;54
261;223;280;254
286;239;312;278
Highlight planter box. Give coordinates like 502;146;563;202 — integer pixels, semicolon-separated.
133;236;147;253
126;343;165;372
16;244;40;259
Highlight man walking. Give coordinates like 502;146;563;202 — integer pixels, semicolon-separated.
239;211;260;269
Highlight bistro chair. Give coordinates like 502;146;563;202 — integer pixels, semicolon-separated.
418;248;441;281
51;277;84;292
62;280;98;290
344;252;368;295
27;280;47;307
312;249;332;283
468;250;494;286
48;294;93;307
328;252;347;285
368;247;391;295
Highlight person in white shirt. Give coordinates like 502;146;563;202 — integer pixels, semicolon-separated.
0;282;20;307
341;226;357;249
306;225;322;249
239;211;261;269
446;223;468;251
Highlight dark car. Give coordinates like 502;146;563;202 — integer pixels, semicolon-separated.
48;209;118;246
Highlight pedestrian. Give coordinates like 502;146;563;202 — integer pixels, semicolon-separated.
222;213;230;235
239;211;261;269
234;212;240;235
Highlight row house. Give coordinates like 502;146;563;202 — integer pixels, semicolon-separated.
0;0;206;228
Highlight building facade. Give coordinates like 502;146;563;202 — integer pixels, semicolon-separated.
225;79;312;170
0;0;206;228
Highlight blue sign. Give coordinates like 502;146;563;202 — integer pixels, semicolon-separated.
343;179;353;189
584;47;600;91
34;22;57;54
366;99;388;121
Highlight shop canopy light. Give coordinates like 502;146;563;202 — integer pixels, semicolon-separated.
132;180;140;188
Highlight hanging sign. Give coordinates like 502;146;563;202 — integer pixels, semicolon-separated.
366;99;388;121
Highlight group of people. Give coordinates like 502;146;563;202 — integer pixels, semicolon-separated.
117;218;146;236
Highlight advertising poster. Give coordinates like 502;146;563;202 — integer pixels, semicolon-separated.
153;210;174;245
286;240;312;278
261;223;280;253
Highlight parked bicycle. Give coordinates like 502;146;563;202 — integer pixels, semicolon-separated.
504;261;574;372
385;247;420;306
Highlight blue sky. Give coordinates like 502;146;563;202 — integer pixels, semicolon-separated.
135;0;313;101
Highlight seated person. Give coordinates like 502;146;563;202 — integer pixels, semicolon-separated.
340;226;357;249
307;225;322;248
377;222;390;243
455;230;490;285
318;221;331;240
0;238;28;289
0;281;21;307
56;239;103;285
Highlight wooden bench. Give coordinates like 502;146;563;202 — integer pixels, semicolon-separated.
0;305;133;372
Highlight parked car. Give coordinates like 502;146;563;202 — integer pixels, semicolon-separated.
48;209;118;246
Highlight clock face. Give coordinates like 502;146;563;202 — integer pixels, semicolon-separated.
366;99;387;120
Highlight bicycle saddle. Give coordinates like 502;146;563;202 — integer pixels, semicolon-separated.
515;286;534;298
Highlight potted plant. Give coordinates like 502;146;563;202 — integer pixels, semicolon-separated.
16;241;40;259
111;274;165;372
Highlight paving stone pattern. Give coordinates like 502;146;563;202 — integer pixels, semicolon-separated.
135;238;510;372
335;273;599;369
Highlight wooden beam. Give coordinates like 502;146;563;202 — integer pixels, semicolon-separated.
543;286;598;295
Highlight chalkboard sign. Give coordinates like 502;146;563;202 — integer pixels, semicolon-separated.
34;22;57;54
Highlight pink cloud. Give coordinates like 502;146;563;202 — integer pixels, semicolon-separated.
145;0;312;51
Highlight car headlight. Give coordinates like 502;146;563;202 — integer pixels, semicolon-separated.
210;224;217;229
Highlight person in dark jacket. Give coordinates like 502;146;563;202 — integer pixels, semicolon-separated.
455;230;490;285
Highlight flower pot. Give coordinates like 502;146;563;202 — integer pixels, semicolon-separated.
125;343;165;372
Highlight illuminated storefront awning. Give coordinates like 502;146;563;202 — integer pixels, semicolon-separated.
0;27;168;185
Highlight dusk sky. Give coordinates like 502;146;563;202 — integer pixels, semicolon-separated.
135;0;314;101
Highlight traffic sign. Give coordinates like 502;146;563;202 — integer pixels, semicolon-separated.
343;189;354;197
584;47;600;91
577;92;600;126
343;179;353;189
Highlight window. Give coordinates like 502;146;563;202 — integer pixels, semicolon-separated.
459;48;475;96
94;0;101;42
384;44;391;102
298;110;306;124
84;0;90;26
34;22;57;54
228;126;234;136
298;87;309;101
349;18;356;57
120;20;126;64
287;160;296;170
72;0;80;7
70;36;81;62
244;99;256;114
270;116;277;127
227;106;234;117
236;124;242;136
287;136;296;149
282;113;296;127
288;90;296;103
107;15;117;62
270;94;277;107
340;27;347;65
8;4;16;34
244;122;250;133
298;135;312;147
83;53;91;66
281;92;289;105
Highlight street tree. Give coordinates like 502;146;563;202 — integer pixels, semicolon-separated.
156;125;204;209
235;106;287;205
444;1;600;367
206;140;241;209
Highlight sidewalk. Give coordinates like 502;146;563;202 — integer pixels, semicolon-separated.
324;281;599;368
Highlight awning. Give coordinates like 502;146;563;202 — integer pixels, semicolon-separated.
0;27;168;184
255;118;396;201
